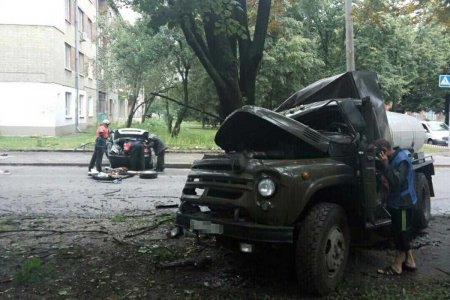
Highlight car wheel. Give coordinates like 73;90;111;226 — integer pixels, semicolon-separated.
296;202;350;296
414;172;431;229
427;139;433;145
139;170;158;179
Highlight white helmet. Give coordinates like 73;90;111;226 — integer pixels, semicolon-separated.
102;119;110;125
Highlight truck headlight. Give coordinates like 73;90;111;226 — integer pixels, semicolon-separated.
257;178;276;198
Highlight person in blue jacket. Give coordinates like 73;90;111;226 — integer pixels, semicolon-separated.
374;138;417;276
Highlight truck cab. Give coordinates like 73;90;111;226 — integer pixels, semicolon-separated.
175;71;434;295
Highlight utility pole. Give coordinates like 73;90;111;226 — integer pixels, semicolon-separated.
345;0;355;72
75;0;81;132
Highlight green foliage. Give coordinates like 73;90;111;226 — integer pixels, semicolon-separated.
13;257;53;285
354;2;450;112
140;118;219;149
292;0;345;73
111;213;127;222
118;0;449;117
155;213;175;225
257;16;324;109
0;120;218;150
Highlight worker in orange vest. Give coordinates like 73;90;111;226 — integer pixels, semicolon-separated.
88;119;110;174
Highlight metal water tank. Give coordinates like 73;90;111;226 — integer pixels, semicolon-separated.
386;111;426;152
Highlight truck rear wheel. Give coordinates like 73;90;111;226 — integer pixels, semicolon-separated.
295;202;350;296
414;172;431;229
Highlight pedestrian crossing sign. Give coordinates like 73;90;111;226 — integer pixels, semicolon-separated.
439;75;450;88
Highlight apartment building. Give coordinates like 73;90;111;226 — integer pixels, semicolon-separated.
0;0;120;136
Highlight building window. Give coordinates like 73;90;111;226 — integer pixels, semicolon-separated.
77;8;84;32
88;60;94;79
65;0;72;22
79;52;85;76
87;18;93;40
65;43;72;70
79;95;85;118
88;96;94;117
65;92;72;118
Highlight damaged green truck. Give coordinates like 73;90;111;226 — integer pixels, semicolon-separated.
175;71;435;295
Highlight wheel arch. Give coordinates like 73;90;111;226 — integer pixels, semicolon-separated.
294;182;358;228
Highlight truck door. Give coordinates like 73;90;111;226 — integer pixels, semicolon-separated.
359;97;390;227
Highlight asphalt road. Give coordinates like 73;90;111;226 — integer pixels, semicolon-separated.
1;166;450;216
0;166;188;216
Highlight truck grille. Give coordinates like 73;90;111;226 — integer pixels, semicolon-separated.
183;174;253;200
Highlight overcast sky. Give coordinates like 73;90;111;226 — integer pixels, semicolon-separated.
119;6;140;24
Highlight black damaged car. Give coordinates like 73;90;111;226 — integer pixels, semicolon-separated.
106;128;166;171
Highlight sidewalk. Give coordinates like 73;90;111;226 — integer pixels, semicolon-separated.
0;150;210;169
1;150;450;168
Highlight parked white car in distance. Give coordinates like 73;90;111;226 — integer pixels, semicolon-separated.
421;121;449;146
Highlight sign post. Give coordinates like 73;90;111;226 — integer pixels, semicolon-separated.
439;75;450;148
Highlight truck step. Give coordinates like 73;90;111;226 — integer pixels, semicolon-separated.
365;218;391;229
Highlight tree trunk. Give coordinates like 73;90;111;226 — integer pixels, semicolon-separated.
238;0;271;106
180;15;241;120
141;94;156;123
165;100;173;133
126;83;141;128
171;66;189;137
126;95;138;127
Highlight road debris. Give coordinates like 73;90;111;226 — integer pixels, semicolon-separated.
155;204;178;209
0;170;11;175
157;256;212;270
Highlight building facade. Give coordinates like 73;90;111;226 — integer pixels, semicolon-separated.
0;0;120;136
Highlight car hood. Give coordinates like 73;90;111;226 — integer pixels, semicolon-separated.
215;106;330;154
276;71;391;142
215;71;392;153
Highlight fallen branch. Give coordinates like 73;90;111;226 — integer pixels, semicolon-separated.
0;277;13;284
123;213;155;218
103;189;121;196
124;224;159;238
157;256;212;270
0;229;109;235
112;236;140;247
436;267;450;277
155;204;178;209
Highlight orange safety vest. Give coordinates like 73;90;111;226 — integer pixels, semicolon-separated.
95;124;109;138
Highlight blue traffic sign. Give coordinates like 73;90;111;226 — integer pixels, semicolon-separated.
439;75;450;88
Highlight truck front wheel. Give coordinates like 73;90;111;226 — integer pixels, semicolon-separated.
414;172;431;229
295;202;350;296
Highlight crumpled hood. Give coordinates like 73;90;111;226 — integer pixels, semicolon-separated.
215;71;392;153
215;106;329;154
276;71;391;142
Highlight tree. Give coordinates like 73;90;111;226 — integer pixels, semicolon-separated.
99;17;175;127
353;0;450;111
126;0;272;119
293;0;345;74
256;16;324;109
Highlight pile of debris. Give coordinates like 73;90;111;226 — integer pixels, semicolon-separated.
90;167;158;183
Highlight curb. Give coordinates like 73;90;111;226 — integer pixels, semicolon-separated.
1;149;222;154
1;161;449;168
0;162;193;169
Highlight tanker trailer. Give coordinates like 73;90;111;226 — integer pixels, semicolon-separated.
386;111;426;153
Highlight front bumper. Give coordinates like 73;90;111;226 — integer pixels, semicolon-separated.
434;139;448;146
175;212;294;244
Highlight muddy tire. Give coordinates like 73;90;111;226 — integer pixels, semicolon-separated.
295;202;350;296
414;172;431;229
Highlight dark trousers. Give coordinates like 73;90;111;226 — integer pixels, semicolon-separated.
388;207;413;252
156;151;165;171
89;146;105;172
